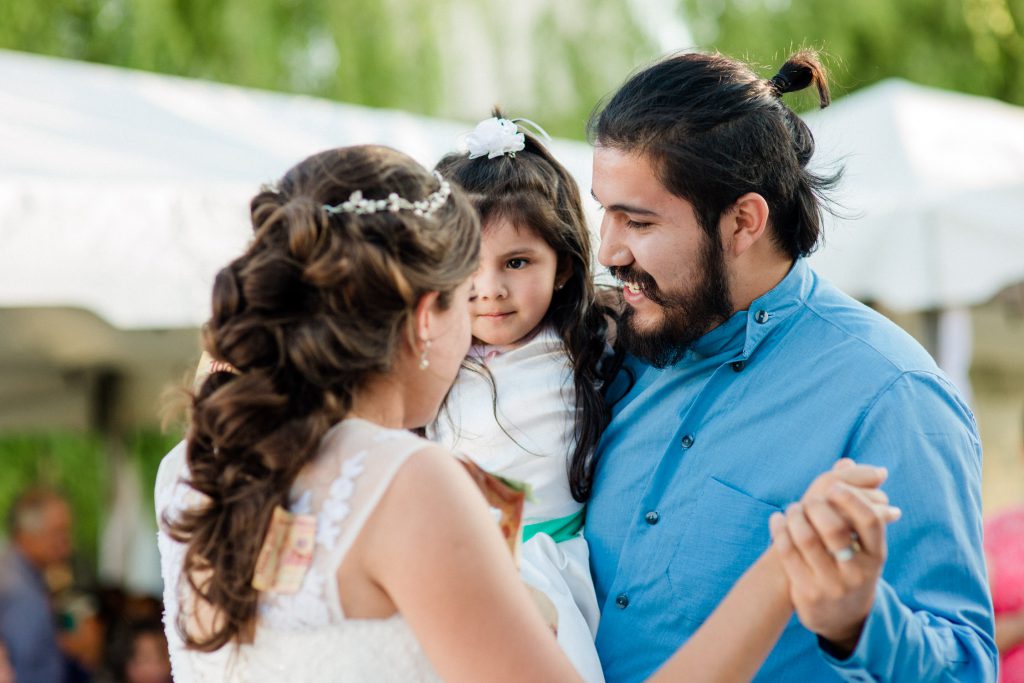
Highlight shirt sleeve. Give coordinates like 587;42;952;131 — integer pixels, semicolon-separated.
1;590;64;683
820;370;997;682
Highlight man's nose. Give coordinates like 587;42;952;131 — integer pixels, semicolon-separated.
597;215;632;268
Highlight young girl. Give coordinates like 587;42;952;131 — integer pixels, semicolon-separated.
427;116;621;682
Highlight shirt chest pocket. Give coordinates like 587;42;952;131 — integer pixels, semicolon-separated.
666;476;781;630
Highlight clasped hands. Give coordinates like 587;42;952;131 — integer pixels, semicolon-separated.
770;459;902;658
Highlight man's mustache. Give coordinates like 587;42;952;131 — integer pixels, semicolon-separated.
608;265;669;306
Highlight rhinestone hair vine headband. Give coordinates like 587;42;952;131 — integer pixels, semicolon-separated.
322;171;452;218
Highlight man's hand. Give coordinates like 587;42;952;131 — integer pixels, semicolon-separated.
770;460;902;657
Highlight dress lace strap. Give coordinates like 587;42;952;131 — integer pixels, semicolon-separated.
294;420;435;622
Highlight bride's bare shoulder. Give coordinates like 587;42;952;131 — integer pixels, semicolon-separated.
360;442;495;560
387;444;479;510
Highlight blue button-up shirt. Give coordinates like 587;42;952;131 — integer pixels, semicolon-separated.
587;259;996;682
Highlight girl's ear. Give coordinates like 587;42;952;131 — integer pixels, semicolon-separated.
414;291;442;341
555;255;573;291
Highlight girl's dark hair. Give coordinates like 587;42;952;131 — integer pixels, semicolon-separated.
167;145;479;651
435;114;616;501
588;50;839;259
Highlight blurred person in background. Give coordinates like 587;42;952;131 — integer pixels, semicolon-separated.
984;408;1024;682
0;487;72;683
106;619;170;683
56;591;105;683
96;590;163;629
0;638;16;683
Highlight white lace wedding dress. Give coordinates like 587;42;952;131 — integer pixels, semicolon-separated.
155;418;442;682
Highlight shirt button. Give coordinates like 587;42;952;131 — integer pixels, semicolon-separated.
731;360;745;372
644;511;660;525
680;434;695;449
754;309;770;324
615;593;630;609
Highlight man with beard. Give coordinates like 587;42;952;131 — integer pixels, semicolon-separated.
584;51;995;682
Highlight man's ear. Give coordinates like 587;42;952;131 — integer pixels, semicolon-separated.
721;192;770;258
414;291;442;341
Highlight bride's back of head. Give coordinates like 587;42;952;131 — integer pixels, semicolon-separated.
169;145;479;652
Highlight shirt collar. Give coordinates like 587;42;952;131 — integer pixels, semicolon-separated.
689;307;747;359
690;258;812;361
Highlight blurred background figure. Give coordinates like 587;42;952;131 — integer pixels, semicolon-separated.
105;618;170;683
0;487;73;683
56;591;106;683
985;412;1024;683
0;638;16;683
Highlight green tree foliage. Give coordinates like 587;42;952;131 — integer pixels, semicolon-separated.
0;430;180;573
0;433;106;569
0;0;656;138
0;0;445;113
681;0;1024;105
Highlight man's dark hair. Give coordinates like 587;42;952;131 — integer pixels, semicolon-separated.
588;50;840;259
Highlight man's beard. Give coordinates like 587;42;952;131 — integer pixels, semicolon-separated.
611;231;733;368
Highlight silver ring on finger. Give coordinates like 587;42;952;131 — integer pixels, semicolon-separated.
831;545;857;562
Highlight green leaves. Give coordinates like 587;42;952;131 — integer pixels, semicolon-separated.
680;0;1024;108
0;0;659;139
0;430;180;574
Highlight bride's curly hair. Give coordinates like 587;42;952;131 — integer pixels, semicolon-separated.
167;145;479;652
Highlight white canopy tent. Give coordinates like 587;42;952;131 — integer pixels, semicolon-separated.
0;49;596;332
805;78;1024;312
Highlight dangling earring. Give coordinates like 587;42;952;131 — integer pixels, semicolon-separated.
419;339;431;370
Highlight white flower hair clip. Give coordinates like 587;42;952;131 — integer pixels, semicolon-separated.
465;117;525;159
463;116;553;160
322;171;451;218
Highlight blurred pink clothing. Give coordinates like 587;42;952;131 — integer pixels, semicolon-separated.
986;505;1024;683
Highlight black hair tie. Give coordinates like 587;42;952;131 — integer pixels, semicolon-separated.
769;73;791;96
